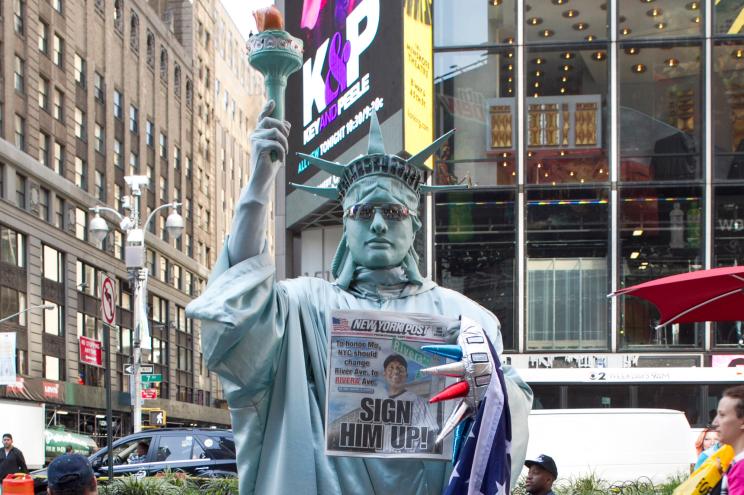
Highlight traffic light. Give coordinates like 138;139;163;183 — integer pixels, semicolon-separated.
143;408;167;428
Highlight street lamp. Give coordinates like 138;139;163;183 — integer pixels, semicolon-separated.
88;175;183;433
0;303;55;324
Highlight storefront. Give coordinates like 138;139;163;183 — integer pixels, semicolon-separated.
281;0;744;428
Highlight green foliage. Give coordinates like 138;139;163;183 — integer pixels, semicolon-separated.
97;472;238;495
512;472;688;495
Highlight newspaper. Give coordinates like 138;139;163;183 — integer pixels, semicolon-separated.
325;309;458;459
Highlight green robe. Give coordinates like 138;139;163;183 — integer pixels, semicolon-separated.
186;247;532;495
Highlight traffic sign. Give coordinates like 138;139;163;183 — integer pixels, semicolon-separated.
148;409;166;426
123;364;155;375
141;389;157;400
141;374;162;383
99;274;117;326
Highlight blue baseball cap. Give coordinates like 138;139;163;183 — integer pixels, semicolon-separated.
47;453;95;490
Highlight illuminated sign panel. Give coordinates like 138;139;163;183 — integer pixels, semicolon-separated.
285;0;432;187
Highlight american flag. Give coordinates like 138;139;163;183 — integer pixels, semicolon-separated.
332;317;351;332
444;340;511;495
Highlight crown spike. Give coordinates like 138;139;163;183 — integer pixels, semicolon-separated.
296;153;346;177
367;112;386;155
406;129;455;170
290;183;340;200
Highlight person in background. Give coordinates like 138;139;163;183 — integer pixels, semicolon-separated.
127;442;148;464
65;446;74;454
695;427;721;470
712;385;744;493
46;453;98;495
524;454;558;495
0;433;28;481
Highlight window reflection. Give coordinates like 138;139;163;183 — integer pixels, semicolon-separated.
713;40;744;180
620;44;702;182
619;186;704;348
525;47;609;185
435;51;515;186
525;1;608;43
526;188;609;350
713;186;744;346
434;0;515;47
435;190;516;349
618;0;704;39
715;1;744;34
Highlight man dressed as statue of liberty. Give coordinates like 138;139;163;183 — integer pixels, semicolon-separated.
186;99;533;495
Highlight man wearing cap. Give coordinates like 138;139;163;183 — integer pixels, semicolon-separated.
0;433;28;482
186;101;533;495
524;454;558;495
46;453;97;495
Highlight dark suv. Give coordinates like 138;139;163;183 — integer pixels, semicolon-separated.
33;428;236;493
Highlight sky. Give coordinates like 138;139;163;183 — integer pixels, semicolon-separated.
221;0;276;41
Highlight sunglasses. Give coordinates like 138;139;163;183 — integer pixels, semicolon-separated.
344;203;413;221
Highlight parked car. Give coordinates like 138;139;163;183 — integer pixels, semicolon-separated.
32;428;236;493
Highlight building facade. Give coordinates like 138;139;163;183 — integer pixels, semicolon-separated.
282;0;744;429
0;0;262;443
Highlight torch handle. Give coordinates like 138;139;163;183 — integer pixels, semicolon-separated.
265;75;287;163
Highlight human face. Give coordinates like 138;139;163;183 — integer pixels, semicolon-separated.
713;396;744;447
525;465;554;495
344;186;416;269
384;361;407;394
703;430;719;450
2;437;12;449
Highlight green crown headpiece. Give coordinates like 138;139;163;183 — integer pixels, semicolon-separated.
290;112;466;201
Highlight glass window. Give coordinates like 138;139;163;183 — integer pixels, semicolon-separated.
53;88;64;121
38;19;48;53
113;139;122;168
637;384;702;426
95;124;104;153
619;43;702;182
197;435;235;460
55;197;65;229
43;300;63;336
14;115;25;150
39;133;50;166
715;2;744;34
129;151;139;175
525;1;608;44
53;33;64;67
173;146;180;169
75;208;87;241
530;385;561;410
74;54;85;86
103;437;152;466
54;142;64;175
159;132;167;158
619;185;704;348
618;1;703;40
525;46;609;185
14;56;25;93
567;385;631;408
52;0;62;13
95;170;105;201
74;107;86;140
15;173;26;208
435;189;517;350
14;0;24;34
435;50;516;186
44;355;61;381
75;157;87;190
38;77;49;109
713;40;744;180
94;72;104;101
0;287;26;325
43;244;63;282
146;120;154;146
713;185;744;347
129;105;138;133
113;90;122;119
39;187;50;222
526;188;609;350
155;436;194;462
0;227;25;268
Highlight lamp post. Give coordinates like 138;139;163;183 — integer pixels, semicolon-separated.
88;175;184;433
0;303;55;324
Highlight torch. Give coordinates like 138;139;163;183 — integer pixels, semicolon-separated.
248;7;303;121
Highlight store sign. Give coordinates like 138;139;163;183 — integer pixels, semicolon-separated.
403;3;433;168
0;332;17;385
285;0;404;186
43;381;60;399
141;389;158;400
79;336;103;368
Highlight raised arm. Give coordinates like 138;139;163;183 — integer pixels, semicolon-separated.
227;100;291;265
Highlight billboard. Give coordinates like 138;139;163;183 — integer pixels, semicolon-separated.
285;0;431;187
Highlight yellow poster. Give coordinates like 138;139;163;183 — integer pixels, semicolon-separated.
404;0;434;168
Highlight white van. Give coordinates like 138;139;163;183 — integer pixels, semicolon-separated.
524;408;696;483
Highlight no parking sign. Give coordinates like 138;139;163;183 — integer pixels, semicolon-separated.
100;273;117;327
